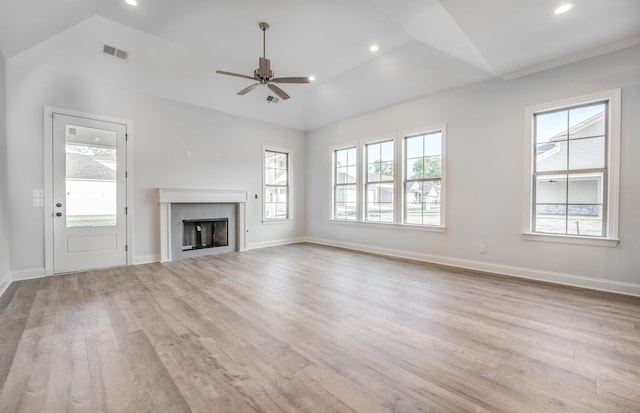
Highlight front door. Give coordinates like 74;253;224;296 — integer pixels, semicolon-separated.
52;113;127;273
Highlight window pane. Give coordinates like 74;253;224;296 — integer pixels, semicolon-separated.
424;132;442;156
275;153;287;168
347;166;357;184
66;127;117;228
367;143;381;163
265;169;277;185
569;103;605;139
275;169;287;185
275;203;287;219
381;141;394;161
367;183;394;221
406;136;423;159
567;205;603;236
336;166;348;184
265;187;278;203
407;158;423;179
265;203;277;219
535;204;566;234
536;141;567;172
336;149;347;167
568;173;603;204
405;181;441;226
423;156;442;179
265;151;276;168
535;175;567;204
347;147;357;166
277;188;288;204
568;137;605;170
535;110;568;143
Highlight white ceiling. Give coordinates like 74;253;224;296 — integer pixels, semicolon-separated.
1;0;639;130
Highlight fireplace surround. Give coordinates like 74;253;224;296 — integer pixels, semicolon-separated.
158;188;248;262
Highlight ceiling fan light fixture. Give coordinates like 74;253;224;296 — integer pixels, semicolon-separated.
369;44;379;53
125;0;138;6
308;75;316;81
554;0;575;14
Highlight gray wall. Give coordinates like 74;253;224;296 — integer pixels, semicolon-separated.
0;50;9;293
5;42;306;276
306;46;640;293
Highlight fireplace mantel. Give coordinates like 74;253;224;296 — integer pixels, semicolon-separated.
158;188;248;262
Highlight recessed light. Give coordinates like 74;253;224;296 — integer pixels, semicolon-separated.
554;1;575;14
308;76;316;82
369;44;379;53
125;0;138;6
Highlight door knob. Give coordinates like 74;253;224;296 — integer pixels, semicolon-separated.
56;212;62;217
56;203;62;207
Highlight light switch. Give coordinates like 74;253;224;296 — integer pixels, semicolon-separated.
33;188;44;198
33;198;44;207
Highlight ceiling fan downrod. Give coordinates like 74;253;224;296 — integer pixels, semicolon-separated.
259;22;269;59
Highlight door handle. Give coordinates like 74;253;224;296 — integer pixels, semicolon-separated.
56;212;62;217
56;203;62;207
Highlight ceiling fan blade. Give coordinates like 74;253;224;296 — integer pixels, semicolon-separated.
237;83;259;95
216;70;256;81
270;77;311;84
268;83;290;100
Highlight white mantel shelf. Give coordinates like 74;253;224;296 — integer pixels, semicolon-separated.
158;188;248;262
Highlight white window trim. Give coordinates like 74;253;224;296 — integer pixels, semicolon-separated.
523;89;621;246
331;143;359;221
262;145;293;223
362;134;397;224
328;125;447;230
399;124;447;229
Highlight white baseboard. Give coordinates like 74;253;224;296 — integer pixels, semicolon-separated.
246;237;306;251
305;237;640;297
133;255;160;265
0;274;11;298
11;268;47;282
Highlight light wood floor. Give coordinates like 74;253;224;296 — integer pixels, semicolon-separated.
0;243;639;412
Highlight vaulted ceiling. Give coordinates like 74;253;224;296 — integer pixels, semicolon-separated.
1;0;639;130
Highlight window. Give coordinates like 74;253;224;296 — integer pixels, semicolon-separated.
264;148;290;220
525;89;620;244
365;140;394;222
333;146;357;220
404;131;443;226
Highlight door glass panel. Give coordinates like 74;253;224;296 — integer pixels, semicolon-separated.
65;125;117;227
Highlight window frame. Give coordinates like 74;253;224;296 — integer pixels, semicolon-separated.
401;126;446;228
523;89;620;247
262;145;293;223
332;145;359;221
364;137;396;223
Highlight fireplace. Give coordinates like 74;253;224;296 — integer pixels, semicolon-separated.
182;218;228;251
158;188;248;262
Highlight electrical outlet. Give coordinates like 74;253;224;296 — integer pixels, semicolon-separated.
480;244;487;254
33;198;44;207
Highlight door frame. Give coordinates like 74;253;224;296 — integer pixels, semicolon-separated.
43;106;134;275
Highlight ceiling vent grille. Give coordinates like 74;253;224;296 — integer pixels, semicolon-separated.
103;44;128;60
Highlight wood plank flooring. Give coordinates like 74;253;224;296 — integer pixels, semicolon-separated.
0;243;639;412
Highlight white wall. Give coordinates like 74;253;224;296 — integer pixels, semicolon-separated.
0;50;10;293
6;49;305;275
306;46;640;295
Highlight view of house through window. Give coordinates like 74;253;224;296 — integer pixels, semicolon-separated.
333;147;357;220
366;140;394;222
66;125;117;227
533;101;607;236
405;131;442;225
264;149;289;220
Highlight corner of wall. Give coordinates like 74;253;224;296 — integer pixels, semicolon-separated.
0;49;11;297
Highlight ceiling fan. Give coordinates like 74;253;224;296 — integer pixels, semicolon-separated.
216;22;310;101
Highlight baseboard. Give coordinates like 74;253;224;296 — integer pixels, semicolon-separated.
305;237;640;297
246;237;306;251
133;255;160;265
0;275;11;298
11;268;47;282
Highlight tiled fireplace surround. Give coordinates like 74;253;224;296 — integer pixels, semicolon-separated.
158;189;248;262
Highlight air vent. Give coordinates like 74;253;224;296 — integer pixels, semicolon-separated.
69;127;77;135
103;44;128;60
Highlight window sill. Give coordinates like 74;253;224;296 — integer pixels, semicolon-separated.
262;218;294;225
329;219;446;233
521;232;619;247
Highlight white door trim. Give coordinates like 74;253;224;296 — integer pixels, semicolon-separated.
44;106;134;275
